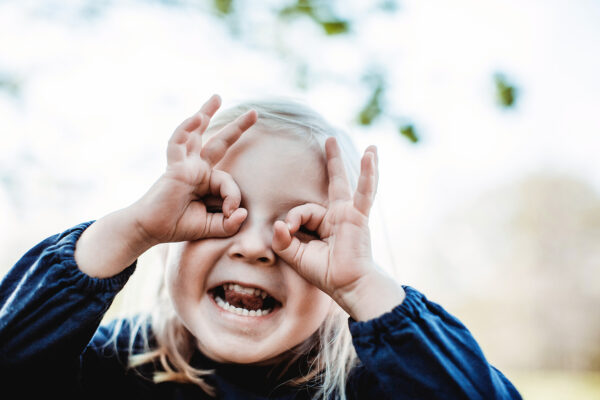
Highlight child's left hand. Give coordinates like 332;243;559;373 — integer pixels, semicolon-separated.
273;137;405;321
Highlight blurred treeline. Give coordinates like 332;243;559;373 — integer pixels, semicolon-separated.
430;174;600;371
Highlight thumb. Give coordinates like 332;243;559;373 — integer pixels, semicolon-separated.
199;207;248;239
272;220;303;267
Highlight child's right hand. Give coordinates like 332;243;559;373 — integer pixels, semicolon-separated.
132;95;256;245
75;95;256;278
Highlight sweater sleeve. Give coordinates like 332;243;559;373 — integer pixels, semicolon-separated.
347;286;522;400
0;222;136;388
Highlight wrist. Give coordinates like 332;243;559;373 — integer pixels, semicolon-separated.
334;270;405;322
129;203;163;248
75;207;154;278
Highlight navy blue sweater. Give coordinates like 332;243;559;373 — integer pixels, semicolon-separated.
0;222;521;399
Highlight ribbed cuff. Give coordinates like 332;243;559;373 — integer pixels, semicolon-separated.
348;286;427;338
50;221;137;293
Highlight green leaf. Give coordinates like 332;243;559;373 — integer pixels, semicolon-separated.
400;124;419;143
279;0;314;17
320;20;349;35
213;0;233;15
278;1;349;35
494;73;517;108
357;84;384;126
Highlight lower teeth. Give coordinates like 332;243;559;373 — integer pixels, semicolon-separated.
215;296;272;316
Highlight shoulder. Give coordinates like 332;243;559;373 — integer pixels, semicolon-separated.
346;363;390;399
78;315;172;397
348;286;467;339
85;314;156;364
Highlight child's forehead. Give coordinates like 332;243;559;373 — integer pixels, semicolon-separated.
217;125;326;163
214;128;329;206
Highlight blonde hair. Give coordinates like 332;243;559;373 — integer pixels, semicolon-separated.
110;98;363;399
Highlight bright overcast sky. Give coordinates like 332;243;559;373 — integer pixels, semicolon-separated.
1;0;600;278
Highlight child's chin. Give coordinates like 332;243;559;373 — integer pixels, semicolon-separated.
201;342;283;365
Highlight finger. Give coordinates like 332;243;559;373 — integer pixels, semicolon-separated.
170;114;202;144
353;147;378;216
186;114;206;155
201;109;258;166
198;94;222;120
365;145;378;194
173;94;220;142
203;207;248;238
187;94;222;154
206;169;242;218
371;145;379;194
272;220;293;251
167;114;203;163
185;205;247;240
167;134;187;164
272;220;304;264
285;203;327;234
325;137;352;202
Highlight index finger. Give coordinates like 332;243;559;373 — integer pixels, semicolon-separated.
196;94;222;129
186;94;223;154
325;137;352;201
201;109;258;166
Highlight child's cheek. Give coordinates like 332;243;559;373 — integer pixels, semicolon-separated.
300;286;333;316
285;276;333;337
298;288;333;340
165;240;224;301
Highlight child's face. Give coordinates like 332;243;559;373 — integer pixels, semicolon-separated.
166;126;333;364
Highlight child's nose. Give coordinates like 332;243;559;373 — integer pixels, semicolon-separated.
227;223;275;266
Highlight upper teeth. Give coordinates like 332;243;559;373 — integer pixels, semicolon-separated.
225;283;269;299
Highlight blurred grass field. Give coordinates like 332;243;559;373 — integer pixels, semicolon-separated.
508;370;600;399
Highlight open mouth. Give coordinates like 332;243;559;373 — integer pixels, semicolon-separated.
209;283;282;317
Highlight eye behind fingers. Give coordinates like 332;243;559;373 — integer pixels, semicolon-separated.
206;205;223;213
294;225;320;242
203;195;224;213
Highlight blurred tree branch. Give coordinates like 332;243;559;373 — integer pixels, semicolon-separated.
279;0;349;35
494;73;518;108
2;0;521;144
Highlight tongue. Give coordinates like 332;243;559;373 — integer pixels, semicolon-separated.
224;288;265;311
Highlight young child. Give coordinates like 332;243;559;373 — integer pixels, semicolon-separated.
0;94;521;399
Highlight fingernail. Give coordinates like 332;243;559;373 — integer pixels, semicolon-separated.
286;222;292;231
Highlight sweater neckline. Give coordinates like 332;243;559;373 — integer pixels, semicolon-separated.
189;349;317;397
